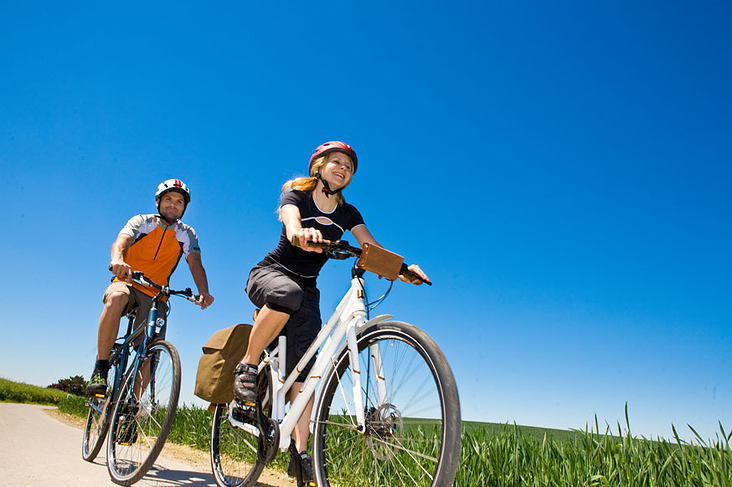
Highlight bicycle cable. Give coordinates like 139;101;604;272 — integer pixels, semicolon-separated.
364;278;394;318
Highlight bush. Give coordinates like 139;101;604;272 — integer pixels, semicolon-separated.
48;375;87;396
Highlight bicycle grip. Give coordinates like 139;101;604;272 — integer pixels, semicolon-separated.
400;265;433;286
291;235;331;248
109;265;143;280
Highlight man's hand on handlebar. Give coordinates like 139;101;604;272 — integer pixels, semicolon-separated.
110;260;133;282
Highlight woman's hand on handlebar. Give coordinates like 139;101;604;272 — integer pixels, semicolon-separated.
294;227;324;253
110;260;133;282
400;263;430;286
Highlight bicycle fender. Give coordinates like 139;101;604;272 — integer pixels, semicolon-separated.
355;314;393;335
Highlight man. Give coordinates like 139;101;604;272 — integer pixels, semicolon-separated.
86;179;215;396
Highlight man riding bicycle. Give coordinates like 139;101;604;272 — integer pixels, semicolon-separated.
86;179;215;397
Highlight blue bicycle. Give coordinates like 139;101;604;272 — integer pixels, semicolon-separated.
82;271;198;486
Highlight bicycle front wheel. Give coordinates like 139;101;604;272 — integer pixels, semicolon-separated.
312;321;461;487
107;340;181;486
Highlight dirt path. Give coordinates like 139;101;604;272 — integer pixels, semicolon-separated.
0;402;295;487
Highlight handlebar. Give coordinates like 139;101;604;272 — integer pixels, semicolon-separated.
109;267;200;303
291;235;432;286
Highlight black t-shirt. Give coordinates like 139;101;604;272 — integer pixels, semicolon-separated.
266;190;365;278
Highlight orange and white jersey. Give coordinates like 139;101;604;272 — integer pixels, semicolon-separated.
114;214;201;297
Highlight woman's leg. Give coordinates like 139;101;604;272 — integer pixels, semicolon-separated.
242;305;290;365
290;382;314;452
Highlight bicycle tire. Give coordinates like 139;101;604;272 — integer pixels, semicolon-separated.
312;321;461;487
82;358;122;462
210;366;271;487
107;340;181;485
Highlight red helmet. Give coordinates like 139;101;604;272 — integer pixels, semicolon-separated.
308;141;358;175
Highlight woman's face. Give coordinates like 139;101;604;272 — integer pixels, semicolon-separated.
321;152;354;190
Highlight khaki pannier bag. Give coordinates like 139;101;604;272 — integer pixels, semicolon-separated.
194;323;252;404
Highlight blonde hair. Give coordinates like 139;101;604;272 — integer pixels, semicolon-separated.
281;155;347;205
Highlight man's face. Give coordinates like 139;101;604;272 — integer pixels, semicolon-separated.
157;191;186;221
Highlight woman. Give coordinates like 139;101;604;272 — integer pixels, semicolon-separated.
233;141;428;479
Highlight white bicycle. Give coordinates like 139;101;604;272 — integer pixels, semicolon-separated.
209;238;461;487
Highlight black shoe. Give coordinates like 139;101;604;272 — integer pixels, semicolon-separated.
232;363;258;419
86;371;108;397
288;451;315;484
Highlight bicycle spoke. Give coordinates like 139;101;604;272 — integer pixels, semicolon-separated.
107;341;181;485
209;369;271;487
312;322;460;487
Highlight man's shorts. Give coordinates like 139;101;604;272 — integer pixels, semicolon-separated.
246;259;321;383
103;281;168;344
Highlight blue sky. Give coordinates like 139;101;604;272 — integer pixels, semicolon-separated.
1;1;730;442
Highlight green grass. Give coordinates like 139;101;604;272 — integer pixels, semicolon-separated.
462;420;580;444
457;411;732;487
0;377;71;405
4;378;731;486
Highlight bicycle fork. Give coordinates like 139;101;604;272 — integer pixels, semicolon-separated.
346;320;390;432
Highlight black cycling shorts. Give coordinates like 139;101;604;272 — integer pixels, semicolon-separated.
246;259;321;382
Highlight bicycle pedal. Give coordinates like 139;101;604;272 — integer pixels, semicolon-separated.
94;393;106;398
229;401;256;425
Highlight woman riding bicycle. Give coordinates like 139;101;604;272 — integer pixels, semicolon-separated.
233;141;429;481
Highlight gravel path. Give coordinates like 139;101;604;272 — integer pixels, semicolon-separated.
0;403;295;487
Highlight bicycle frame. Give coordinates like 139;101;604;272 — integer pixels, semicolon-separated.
126;301;165;398
87;299;164;415
233;270;393;451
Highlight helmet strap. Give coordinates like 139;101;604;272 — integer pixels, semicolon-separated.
316;173;342;198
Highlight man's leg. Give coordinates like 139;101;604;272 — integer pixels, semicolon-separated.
96;291;128;360
86;291;128;396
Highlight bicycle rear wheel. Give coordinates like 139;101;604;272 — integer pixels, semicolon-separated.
107;340;181;486
82;350;124;462
312;321;461;487
210;404;265;487
210;366;271;487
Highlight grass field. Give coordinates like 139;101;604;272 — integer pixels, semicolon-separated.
3;378;730;486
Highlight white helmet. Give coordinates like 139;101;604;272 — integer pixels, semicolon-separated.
155;179;191;205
